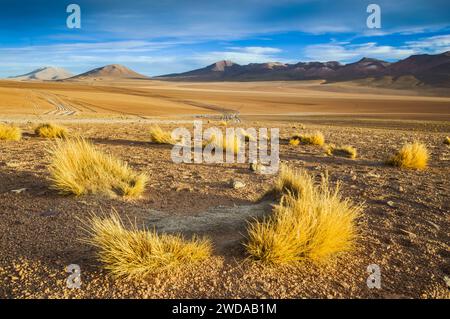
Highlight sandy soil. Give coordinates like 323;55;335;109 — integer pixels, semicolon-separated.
0;80;449;298
1;80;449;120
0;117;449;298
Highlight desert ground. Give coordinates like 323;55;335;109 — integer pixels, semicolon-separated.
0;79;449;298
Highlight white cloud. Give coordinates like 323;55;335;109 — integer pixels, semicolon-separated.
227;46;282;54
303;34;450;63
304;42;415;62
405;34;450;53
192;46;285;65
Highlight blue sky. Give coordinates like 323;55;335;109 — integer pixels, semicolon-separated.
0;0;449;77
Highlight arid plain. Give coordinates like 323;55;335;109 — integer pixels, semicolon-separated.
0;78;449;298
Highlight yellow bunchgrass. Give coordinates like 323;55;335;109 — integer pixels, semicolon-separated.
444;137;450;145
289;138;300;146
245;166;362;265
204;132;242;154
48;137;147;198
218;120;228;127
82;211;212;279
149;125;177;144
387;142;429;170
325;144;357;159
0;123;21;141
291;131;325;146
35;123;68;138
274;164;309;197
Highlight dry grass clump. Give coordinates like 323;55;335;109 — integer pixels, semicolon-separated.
289;138;300;146
0;123;21;141
246;166;362;265
204;132;242;154
387;142;429;170
444;137;450;145
325;144;357;159
48;138;147;198
35;123;68;138
149;125;177;144
274;164;309;197
83;211;212;279
291;131;325;146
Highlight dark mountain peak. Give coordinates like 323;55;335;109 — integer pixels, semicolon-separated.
356;57;387;64
156;51;449;87
69;64;148;80
208;60;237;71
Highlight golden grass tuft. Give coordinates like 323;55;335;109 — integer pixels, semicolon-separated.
0;123;21;141
274;164;309;197
205;132;242;154
35;123;68;138
149;125;177;144
82;211;212;279
246;166;362;265
291;131;325;146
289;138;300;146
325;144;357;159
218;120;228;127
387;142;429;170
48;137;147;198
444;136;450;145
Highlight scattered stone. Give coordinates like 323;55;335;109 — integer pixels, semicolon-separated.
351;175;357;181
399;186;404;192
11;188;27;194
232;180;246;189
249;160;267;174
387;200;395;207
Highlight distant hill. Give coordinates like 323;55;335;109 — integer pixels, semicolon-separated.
156;51;450;88
69;64;148;80
9;67;74;81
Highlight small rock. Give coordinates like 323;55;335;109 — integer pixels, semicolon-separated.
387;200;395;207
11;188;27;194
399;186;404;192
232;180;246;189
351;175;357;181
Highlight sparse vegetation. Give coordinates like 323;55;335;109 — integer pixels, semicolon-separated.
48;137;147;197
274;164;308;197
246;166;362;265
291;131;325;146
387;142;429;170
0;123;21;141
325;144;357;159
149;125;177;144
34;123;68;138
83;211;212;279
205;132;242;154
289;138;300;146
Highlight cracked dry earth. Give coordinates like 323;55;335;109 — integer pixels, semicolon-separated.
0;118;449;299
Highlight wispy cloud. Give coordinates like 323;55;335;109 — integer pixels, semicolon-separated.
304;34;450;62
192;46;285;66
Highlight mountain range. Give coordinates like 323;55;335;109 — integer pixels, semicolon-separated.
8;66;74;81
156;51;450;88
5;51;450;88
